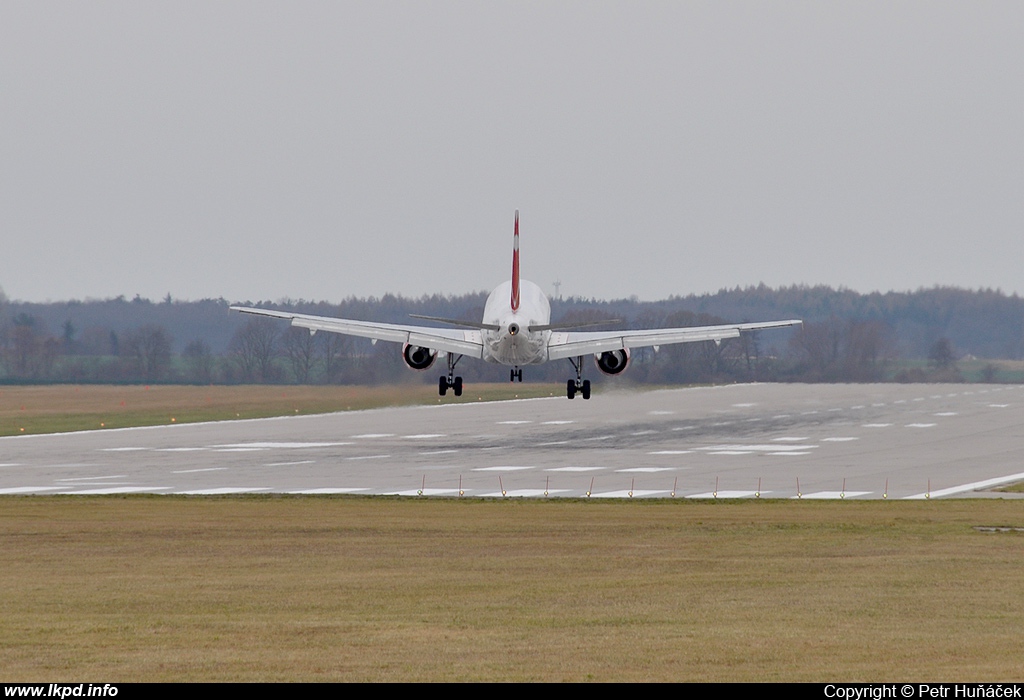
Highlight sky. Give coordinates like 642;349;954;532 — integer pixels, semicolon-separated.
1;2;1022;304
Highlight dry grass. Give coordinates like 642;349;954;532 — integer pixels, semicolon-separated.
1;496;1023;681
0;384;562;436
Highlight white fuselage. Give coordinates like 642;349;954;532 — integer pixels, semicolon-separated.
481;279;551;365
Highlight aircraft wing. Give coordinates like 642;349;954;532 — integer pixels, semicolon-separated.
230;306;485;358
546;319;802;361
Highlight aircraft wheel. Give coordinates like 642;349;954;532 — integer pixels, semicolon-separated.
439;376;448;396
453;377;463;397
581;380;591;400
567;380;576;400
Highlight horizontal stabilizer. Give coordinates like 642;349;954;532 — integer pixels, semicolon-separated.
408;314;501;331
528;319;622;332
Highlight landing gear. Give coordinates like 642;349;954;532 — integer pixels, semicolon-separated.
510;367;522;382
439;353;464;397
566;356;591;400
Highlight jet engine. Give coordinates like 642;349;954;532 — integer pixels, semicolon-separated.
402;344;436;371
594;349;630;375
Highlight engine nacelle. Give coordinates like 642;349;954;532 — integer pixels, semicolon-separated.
594;349;631;376
402;344;436;371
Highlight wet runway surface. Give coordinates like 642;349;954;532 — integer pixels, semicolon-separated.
3;383;1024;499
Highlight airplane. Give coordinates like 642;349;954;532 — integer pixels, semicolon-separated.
231;212;801;399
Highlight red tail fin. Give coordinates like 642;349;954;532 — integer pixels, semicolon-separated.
511;210;520;312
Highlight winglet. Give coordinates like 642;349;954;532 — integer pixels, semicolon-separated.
511;210;521;312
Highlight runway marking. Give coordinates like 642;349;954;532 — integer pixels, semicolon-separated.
798;491;873;499
545;466;603;472
592;490;670;498
62;487;173;494
403;434;446;439
671;426;695;431
345;454;390;461
894;400;907;404
214;442;351;448
912;398;924;402
649;410;675;415
732;403;756;408
905;423;936;428
947;393;958;397
352;433;394;438
863;423;891;428
688;490;765;499
768;451;813;456
541;420;574;425
156;447;208;452
709;451;753;455
287;488;369;494
850;405;865;409
474;466;533;472
699;444;819;453
101;447;149;452
56;475;128;482
583;435;614;441
773;437;808;442
214;448;266;452
827;408;843;412
872;403;886;407
989;404;1010;408
904;471;1024;499
536;441;569;446
266;461;316;467
935;412;958;416
0;463;21;467
0;486;62;494
176;487;273;495
616;467;675;473
800;411;818;415
745;418;762;422
479;489;572;497
631;430;658;436
648;450;692;455
497;421;531;425
419;449;458;455
173;468;228;474
773;414;791;418
822;437;858;442
385;488;460;496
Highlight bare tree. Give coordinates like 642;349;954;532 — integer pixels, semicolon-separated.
230;318;280;382
183;339;215;384
123;325;173;382
282;327;318;384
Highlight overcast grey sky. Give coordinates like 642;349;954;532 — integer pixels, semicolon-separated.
2;2;1022;304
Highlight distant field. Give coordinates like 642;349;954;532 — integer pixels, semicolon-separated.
1;496;1023;681
0;383;562;436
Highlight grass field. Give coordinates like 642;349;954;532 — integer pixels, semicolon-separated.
0;383;563;437
1;496;1023;682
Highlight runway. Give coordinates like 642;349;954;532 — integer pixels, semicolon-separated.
2;383;1023;499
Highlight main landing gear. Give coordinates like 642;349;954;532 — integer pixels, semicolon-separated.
438;353;463;397
510;367;522;382
566;356;591;400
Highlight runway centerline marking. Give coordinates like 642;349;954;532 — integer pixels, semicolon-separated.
403;434;446;439
266;461;316;467
173;468;228;474
352;433;393;438
648;450;692;455
616;467;676;473
345;454;390;461
541;420;574;425
473;466;534;472
905;423;936;428
822;437;858;442
545;466;603;472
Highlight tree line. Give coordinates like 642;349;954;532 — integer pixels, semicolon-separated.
1;284;1021;385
